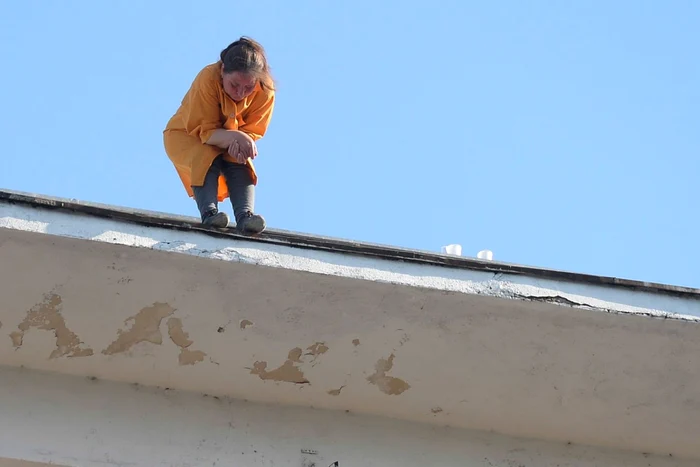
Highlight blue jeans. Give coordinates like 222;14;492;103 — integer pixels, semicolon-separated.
192;155;254;224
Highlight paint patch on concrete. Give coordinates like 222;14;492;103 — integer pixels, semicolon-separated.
240;319;254;329
288;347;303;362
249;342;331;384
249;347;309;384
102;302;175;355
167;317;206;365
367;353;411;395
166;317;192;347
305;342;329;362
10;292;93;358
327;385;345;396
10;332;21;348
178;348;207;365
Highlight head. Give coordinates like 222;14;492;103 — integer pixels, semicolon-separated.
219;36;274;101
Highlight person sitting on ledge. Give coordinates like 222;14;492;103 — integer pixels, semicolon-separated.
163;36;275;233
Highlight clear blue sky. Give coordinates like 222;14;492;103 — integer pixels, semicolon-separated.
1;1;698;288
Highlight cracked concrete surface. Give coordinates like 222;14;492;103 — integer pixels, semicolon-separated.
1;202;697;322
1;201;700;460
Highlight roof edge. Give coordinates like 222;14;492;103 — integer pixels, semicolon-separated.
1;188;698;298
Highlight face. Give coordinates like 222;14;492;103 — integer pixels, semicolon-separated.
221;69;257;101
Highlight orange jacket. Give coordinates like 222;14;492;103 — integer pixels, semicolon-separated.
163;62;275;201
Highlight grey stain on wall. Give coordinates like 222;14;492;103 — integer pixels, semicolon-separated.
367;353;411;395
167;317;207;365
102;302;175;355
10;292;93;358
327;385;345;396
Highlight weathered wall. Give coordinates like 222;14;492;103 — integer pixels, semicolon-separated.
2;201;700;461
0;366;693;467
0;202;697;320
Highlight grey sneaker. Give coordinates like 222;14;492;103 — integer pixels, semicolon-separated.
202;210;230;228
236;212;266;234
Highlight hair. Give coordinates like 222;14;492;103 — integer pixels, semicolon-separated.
219;36;274;91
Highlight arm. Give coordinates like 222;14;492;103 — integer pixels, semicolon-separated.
205;129;238;148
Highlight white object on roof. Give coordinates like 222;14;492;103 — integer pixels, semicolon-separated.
478;249;494;260
441;244;462;256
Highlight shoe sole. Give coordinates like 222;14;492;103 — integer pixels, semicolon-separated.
238;216;266;234
204;213;230;228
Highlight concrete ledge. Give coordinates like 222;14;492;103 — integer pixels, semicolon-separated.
2;188;698;298
0;189;698;322
1;190;700;460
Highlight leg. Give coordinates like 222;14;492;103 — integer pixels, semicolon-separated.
220;161;266;233
191;156;230;228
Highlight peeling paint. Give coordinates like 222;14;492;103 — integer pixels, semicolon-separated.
367;353;411;395
102;302;175;355
178;348;207;365
10;332;21;347
167;317;193;347
166;317;207;366
431;407;444;414
352;338;360;346
250;348;309;384
288;347;303;362
327;385;345;396
305;342;329;362
306;342;329;355
239;319;253;329
249;342;331;384
10;292;93;358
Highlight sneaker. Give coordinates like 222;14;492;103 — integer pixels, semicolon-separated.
202;209;230;228
236;212;266;234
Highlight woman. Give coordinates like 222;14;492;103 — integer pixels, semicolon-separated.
163;37;275;233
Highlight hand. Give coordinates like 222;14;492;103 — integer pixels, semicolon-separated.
226;131;257;164
227;139;242;164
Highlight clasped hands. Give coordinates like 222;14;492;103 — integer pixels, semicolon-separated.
226;131;257;164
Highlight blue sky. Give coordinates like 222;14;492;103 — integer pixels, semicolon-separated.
1;1;698;288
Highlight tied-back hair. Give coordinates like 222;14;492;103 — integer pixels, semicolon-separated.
220;36;274;91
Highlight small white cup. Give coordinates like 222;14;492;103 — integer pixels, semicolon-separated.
477;249;493;260
441;244;462;256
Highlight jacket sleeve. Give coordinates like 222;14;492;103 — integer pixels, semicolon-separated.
239;89;275;141
180;68;222;144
